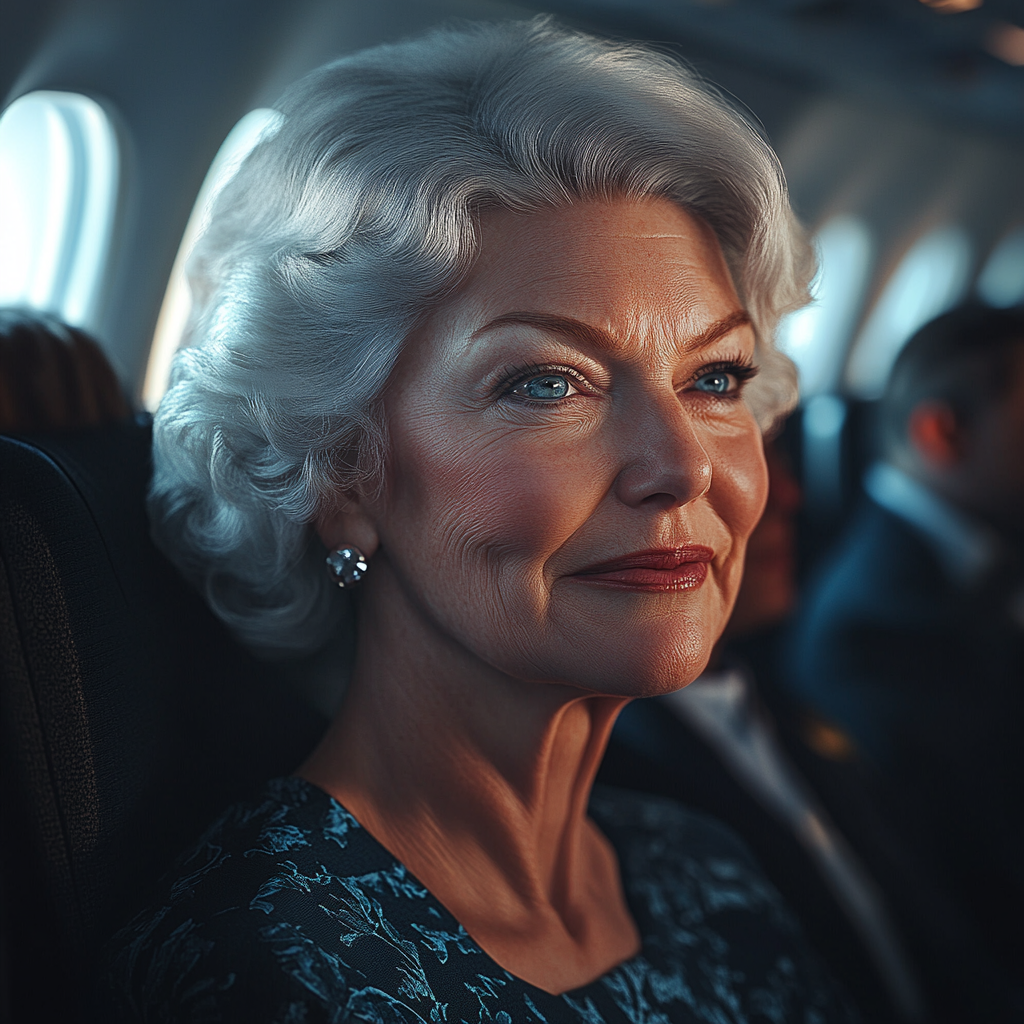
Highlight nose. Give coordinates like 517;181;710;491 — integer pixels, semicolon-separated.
612;395;713;510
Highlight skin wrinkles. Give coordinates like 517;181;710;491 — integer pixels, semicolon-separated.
303;197;769;995
474;309;753;359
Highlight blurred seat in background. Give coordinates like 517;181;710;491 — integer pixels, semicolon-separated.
0;309;131;432
786;305;1024;1018
600;429;1021;1023
0;418;330;1022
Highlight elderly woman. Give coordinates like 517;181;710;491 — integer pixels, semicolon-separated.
108;17;852;1024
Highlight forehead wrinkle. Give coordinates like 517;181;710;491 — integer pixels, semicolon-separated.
470;309;752;358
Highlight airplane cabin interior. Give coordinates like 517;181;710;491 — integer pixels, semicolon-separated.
2;1;1023;1022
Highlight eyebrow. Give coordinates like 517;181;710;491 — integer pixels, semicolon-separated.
471;309;753;353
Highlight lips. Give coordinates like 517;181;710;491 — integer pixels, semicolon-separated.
571;547;714;592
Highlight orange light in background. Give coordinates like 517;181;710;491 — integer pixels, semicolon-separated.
919;0;983;10
986;21;1024;64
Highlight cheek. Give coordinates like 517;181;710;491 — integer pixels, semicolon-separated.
702;422;768;609
379;417;615;676
383;416;605;579
708;426;769;543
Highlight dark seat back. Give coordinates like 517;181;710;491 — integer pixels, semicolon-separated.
0;419;328;1022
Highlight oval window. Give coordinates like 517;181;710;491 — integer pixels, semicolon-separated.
777;216;873;397
143;108;283;412
977;227;1024;308
0;91;119;328
845;226;972;399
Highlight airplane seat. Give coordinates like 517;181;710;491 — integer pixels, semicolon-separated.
0;418;329;1022
788;396;882;575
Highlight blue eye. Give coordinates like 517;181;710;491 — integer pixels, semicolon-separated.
512;374;573;401
694;371;734;394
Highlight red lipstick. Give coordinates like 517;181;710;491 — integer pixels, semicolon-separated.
571;547;714;591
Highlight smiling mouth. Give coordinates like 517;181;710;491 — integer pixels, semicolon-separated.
570;547;714;592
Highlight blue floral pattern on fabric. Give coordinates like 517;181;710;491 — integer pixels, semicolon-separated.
105;779;858;1023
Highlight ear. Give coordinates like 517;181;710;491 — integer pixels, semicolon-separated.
907;401;961;469
315;489;381;560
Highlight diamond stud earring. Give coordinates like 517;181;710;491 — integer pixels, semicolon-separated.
326;546;369;588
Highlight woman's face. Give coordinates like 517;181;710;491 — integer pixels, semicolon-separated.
359;198;767;696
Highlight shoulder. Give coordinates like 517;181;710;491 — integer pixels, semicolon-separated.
801;501;945;622
589;787;860;1023
104;777;437;1023
590;785;790;922
786;501;960;705
591;782;759;857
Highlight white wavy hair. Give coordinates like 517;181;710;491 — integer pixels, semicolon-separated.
150;16;813;655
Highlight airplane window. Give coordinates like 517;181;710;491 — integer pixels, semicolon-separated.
802;392;847;520
143;108;283;412
976;227;1024;308
844;225;971;399
0;91;119;329
777;216;873;397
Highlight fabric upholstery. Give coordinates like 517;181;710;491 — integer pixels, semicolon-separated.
0;420;329;1022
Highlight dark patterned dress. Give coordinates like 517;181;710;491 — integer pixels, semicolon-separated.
106;777;858;1023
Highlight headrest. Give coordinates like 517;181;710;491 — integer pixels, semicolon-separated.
0;418;328;970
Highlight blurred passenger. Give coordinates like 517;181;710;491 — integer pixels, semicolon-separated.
0;308;130;432
786;305;1024;1016
601;430;1020;1023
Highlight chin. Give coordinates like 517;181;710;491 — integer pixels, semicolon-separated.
565;630;715;699
580;601;724;697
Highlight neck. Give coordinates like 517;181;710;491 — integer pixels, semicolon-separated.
299;560;631;949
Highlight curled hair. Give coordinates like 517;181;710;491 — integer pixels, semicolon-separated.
150;17;814;654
